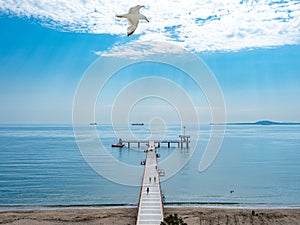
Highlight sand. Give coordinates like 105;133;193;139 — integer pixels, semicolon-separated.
0;207;299;225
165;207;300;225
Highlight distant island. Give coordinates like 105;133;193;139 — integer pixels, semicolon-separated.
212;120;300;126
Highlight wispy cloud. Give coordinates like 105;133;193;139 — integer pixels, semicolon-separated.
98;41;186;59
1;0;300;52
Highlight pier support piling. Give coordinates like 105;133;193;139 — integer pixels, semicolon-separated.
179;135;190;148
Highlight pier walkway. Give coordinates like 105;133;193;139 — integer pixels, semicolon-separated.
136;141;164;225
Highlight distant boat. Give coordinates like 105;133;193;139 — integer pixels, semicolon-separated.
112;138;125;148
111;143;125;147
89;122;98;126
131;123;144;126
158;169;165;177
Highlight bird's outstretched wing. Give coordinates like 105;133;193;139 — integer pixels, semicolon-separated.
128;5;143;14
127;18;139;36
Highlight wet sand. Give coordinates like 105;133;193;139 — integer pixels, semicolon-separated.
0;207;299;225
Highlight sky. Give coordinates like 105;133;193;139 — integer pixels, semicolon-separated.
0;0;300;124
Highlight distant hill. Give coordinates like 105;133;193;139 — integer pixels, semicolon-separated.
212;120;300;125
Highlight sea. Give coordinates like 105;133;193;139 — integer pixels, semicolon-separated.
0;124;300;210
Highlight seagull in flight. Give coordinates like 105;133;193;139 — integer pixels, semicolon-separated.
116;5;149;36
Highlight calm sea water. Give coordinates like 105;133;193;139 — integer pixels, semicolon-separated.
0;124;300;208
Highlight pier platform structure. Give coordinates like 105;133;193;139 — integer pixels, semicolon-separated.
119;135;190;149
136;141;164;225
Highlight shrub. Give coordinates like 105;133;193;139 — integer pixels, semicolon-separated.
160;213;187;225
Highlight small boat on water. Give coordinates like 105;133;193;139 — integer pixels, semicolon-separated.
131;123;144;126
112;138;125;148
111;143;125;147
89;122;98;126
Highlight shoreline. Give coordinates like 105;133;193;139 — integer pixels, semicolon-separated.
0;203;300;213
0;206;300;225
1;202;300;212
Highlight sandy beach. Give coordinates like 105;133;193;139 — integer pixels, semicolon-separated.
1;207;299;225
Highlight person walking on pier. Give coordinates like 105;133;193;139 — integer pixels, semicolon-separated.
154;177;156;183
146;187;149;194
149;177;151;182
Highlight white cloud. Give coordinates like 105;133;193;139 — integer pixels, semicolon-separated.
98;41;186;59
1;0;300;52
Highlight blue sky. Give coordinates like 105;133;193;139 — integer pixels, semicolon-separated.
0;1;300;124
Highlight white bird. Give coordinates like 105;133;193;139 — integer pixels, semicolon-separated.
116;5;149;36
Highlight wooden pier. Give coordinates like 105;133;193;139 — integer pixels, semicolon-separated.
136;141;164;225
118;135;190;149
